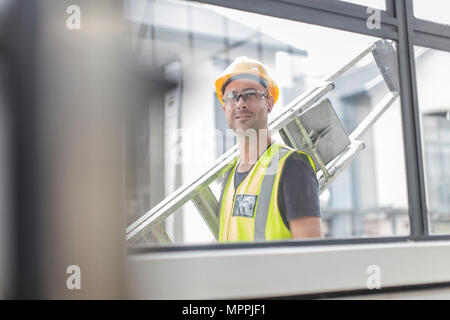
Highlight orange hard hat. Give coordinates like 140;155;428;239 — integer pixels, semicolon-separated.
215;56;279;105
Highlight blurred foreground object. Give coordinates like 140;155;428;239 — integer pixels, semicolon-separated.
1;0;149;299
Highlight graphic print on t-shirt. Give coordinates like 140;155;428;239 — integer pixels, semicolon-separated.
232;194;257;218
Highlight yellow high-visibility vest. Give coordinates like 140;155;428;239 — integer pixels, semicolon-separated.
218;142;316;242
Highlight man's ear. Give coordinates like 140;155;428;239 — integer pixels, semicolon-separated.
266;96;274;113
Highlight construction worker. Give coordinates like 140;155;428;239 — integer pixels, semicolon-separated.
215;56;323;242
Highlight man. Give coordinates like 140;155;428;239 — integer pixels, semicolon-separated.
215;56;323;242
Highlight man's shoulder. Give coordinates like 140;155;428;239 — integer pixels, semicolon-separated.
281;149;315;174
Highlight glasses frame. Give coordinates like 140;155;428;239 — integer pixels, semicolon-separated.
223;88;269;107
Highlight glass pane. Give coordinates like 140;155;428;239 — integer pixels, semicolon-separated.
414;46;450;235
413;0;450;26
125;0;410;246
338;0;386;10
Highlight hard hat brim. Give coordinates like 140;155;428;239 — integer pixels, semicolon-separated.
215;71;279;105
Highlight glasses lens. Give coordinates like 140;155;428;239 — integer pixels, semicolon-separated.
242;89;258;101
225;91;238;102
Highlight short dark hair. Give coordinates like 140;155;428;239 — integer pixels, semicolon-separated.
221;73;268;96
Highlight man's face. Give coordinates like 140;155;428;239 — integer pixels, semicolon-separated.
221;78;274;133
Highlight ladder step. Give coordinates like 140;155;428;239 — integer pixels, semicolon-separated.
280;99;350;179
279;120;304;150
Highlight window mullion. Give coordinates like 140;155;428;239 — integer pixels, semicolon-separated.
396;0;429;237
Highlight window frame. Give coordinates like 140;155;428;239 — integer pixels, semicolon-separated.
132;0;450;251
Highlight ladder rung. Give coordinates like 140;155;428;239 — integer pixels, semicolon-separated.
129;221;173;245
150;222;173;244
191;187;220;239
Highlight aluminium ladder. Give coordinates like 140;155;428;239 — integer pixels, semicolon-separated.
126;40;400;245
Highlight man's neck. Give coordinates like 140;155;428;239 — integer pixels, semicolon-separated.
236;129;272;170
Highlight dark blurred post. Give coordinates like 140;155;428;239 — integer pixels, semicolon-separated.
4;0;138;299
0;0;13;300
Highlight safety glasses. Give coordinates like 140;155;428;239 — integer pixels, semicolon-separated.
223;88;268;107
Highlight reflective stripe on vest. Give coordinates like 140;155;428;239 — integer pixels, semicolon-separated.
217;142;315;242
253;147;290;240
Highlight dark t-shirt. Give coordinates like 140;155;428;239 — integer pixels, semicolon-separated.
232;149;321;231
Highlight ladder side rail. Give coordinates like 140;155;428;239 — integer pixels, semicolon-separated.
126;145;238;234
127;154;238;241
325;42;378;82
349;92;400;141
